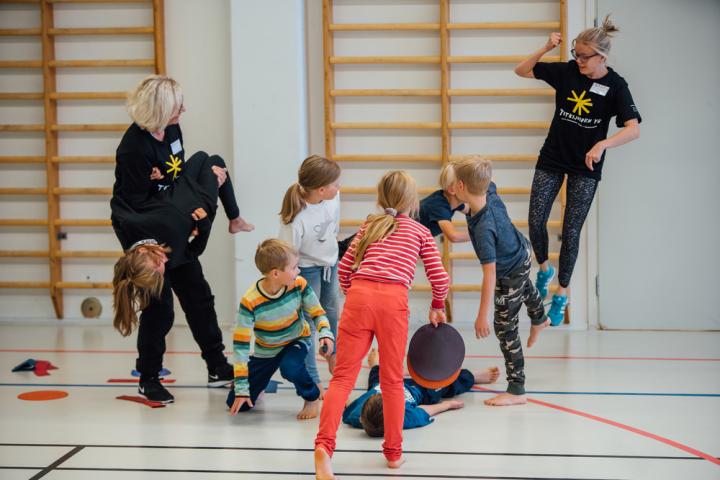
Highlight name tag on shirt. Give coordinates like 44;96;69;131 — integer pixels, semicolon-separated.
170;139;183;155
590;82;609;96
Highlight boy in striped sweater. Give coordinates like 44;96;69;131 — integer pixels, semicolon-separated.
228;239;334;420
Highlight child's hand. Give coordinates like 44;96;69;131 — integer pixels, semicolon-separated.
318;338;334;359
150;167;165;181
474;316;490;339
229;396;253;415
429;308;447;327
191;208;207;221
211;165;228;187
544;32;562;51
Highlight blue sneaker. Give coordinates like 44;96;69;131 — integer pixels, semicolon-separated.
548;294;568;326
535;265;555;299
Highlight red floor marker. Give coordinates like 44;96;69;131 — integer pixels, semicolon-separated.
18;390;68;401
116;395;166;408
106;378;175;384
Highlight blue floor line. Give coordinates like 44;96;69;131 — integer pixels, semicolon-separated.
1;383;719;397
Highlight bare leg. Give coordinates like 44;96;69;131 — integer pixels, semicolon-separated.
327;354;336;374
473;366;500;384
367;348;378;367
527;317;551;348
314;447;335;480
297;398;320;420
484;393;527;406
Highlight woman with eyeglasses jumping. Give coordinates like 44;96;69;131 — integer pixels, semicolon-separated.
514;15;642;326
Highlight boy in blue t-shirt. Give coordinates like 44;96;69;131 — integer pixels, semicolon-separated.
451;156;550;408
343;349;499;436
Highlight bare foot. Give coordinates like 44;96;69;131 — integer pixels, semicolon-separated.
484;392;527;406
229;216;255;234
315;448;335;480
297;399;320;420
473;366;500;384
367;348;378;368
387;455;406;469
328;354;336;375
527;317;551;348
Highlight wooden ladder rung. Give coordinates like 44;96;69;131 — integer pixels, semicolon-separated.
50;92;127;100
55;218;112;226
0;93;44;100
330;56;440;65
0;188;47;195
449;154;537;162
329;23;440;31
332;122;441;130
48;27;154;36
331;89;440;97
448;88;554;97
332;154;441;163
448;55;561;64
447;21;561;30
0;250;48;257
51;123;128;132
0;156;45;163
0;124;45;132
49;59;155;68
55;281;112;289
0;281;50;289
0;219;48;226
0;28;41;36
448;121;550;129
47;0;151;4
51;156;115;163
0;60;42;68
0;0;40;4
340;186;529;196
55;250;121;258
52;188;112;195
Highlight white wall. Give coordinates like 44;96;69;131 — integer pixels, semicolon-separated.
0;0;237;324
596;0;720;330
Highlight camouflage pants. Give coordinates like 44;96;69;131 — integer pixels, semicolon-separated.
494;253;546;395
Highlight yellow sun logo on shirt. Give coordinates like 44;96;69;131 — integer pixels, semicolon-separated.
165;155;182;180
566;89;593;116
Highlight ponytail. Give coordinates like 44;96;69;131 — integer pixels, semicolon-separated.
353;212;398;269
575;14;619;58
280;183;307;225
279;155;341;224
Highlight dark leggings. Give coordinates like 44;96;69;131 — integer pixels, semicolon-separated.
528;169;598;288
185;151;240;220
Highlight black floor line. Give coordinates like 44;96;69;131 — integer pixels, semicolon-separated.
27;445;84;479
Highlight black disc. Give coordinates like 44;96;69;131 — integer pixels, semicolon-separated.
406;323;465;382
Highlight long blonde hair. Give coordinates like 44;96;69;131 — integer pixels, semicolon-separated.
575;15;619;58
280;155;341;224
127;75;183;132
112;245;168;337
353;170;418;269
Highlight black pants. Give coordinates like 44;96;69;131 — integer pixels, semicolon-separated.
136;258;227;376
528;168;599;288
185;151;240;220
225;341;320;411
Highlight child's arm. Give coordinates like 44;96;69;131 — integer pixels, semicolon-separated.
418;228;450;312
337;225;364;294
188;208;211;257
419;399;465;417
232;299;254;399
301;280;334;357
437;220;470;243
475;262;496;339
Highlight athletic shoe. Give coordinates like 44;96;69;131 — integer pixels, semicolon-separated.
138;376;174;404
208;362;234;388
548;294;568;326
535;265;556;299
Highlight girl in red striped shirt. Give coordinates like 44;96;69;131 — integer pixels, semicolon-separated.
315;170;450;478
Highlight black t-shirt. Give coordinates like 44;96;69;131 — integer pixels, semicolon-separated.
418;189;465;237
533;61;642;180
113;123;185;210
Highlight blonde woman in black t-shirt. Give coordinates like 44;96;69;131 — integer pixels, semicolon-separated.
514;16;641;326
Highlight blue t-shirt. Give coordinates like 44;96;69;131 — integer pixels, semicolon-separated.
467;182;529;278
418;189;465;237
342;381;433;430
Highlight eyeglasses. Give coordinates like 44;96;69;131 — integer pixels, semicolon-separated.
571;48;601;62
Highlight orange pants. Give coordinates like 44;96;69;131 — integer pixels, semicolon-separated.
315;279;409;461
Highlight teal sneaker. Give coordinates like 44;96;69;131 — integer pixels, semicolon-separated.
548;294;568;326
535;265;555;299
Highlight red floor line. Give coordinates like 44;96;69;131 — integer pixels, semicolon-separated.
475;387;719;466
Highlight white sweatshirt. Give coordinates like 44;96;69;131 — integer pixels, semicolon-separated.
279;193;340;268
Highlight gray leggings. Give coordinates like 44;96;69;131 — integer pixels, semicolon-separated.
528;169;598;288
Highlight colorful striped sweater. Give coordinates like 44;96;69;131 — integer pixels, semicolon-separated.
233;276;333;396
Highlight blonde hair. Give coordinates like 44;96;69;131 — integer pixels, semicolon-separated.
452;156;492;195
353;170;418;269
127;75;184;132
112;245;168;337
439;163;457;190
575;15;619;58
280;155;341;224
255;239;297;275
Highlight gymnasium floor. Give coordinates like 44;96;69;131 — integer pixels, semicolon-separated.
0;321;718;480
